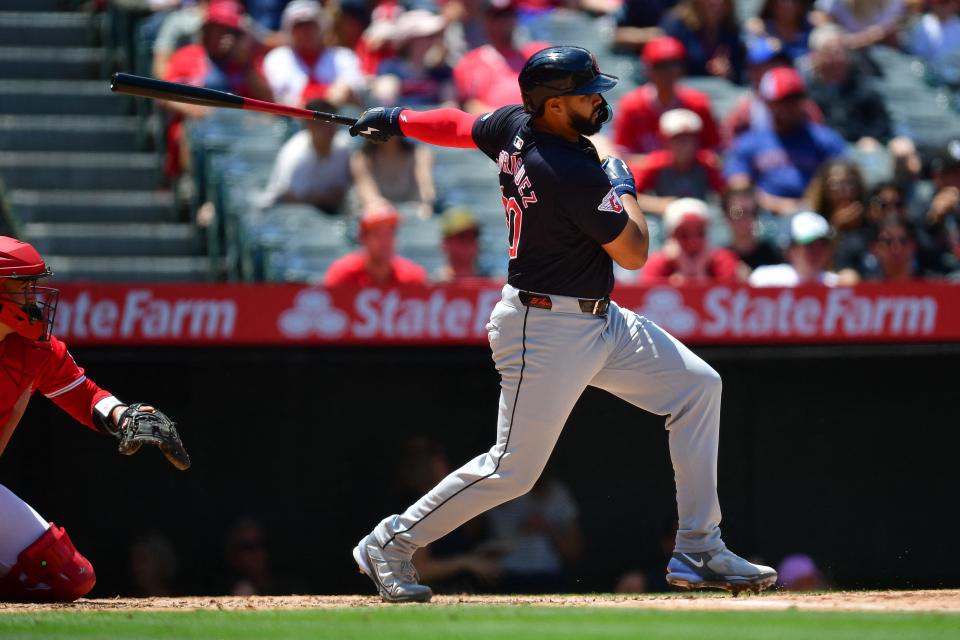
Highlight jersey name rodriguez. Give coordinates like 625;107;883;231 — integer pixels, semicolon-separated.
472;106;628;299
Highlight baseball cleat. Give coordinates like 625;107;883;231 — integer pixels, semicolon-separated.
353;534;433;603
666;548;778;595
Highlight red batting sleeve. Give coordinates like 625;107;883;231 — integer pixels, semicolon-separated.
37;336;112;432
398;109;479;149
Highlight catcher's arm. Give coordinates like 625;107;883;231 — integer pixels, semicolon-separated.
98;403;191;471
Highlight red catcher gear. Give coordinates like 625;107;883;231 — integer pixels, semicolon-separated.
0;236;58;341
0;524;96;602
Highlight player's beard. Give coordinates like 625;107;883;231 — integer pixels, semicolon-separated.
569;98;611;137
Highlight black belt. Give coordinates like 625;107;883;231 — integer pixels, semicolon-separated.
518;291;610;315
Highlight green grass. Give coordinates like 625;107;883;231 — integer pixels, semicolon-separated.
1;607;958;640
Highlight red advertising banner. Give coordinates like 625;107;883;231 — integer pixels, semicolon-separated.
51;282;960;346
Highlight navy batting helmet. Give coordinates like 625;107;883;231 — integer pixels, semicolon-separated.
519;46;618;114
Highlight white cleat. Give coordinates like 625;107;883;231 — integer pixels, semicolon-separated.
353;534;433;603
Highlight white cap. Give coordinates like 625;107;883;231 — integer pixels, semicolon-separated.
790;211;831;245
659;108;702;138
664;198;710;236
390;10;446;44
281;0;325;32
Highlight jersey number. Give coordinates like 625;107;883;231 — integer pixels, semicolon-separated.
500;188;523;259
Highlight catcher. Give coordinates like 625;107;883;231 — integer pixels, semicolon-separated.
0;236;190;602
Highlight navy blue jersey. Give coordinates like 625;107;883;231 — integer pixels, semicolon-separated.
472;105;628;299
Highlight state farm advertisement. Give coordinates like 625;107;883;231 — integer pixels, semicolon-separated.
50;282;960;346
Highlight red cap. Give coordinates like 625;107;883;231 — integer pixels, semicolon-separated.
359;205;400;233
0;236;49;278
759;67;806;102
204;0;245;31
642;36;686;65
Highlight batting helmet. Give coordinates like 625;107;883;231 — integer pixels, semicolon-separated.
519;46;618;115
0;236;58;341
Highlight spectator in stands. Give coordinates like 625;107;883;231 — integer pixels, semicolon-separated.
923;138;960;275
612;0;678;53
436;208;488;282
805;159;870;274
245;0;294;34
323;205;429;286
332;0;373;51
777;553;828;591
864;216;924;280
743;0;815;61
725;67;847;216
866;181;945;275
909;0;960;84
163;1;273;176
128;532;179;597
659;0;746;82
395;437;503;593
485;474;583;593
749;211;848;285
258;89;353;213
804;24;894;148
722;38;825;145
811;0;904;49
633;109;725;216
262;0;364;107
613;36;721;161
642;198;746;283
722;184;784;270
153;0;209;78
350;137;437;219
370;10;457;107
223;517;294;595
452;0;548;115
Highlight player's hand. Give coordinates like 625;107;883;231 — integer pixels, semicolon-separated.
601;156;636;199
349;106;406;143
112;403;191;471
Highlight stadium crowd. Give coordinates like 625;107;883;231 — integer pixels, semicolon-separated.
111;0;960;285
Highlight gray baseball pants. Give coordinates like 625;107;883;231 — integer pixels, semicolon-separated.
372;284;724;556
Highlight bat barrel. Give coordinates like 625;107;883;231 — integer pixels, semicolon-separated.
110;72;246;109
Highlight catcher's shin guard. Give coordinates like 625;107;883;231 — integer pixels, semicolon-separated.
0;524;96;602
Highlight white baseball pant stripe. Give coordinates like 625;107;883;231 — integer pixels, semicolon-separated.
374;284;724;556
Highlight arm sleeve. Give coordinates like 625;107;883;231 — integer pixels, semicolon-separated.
398;108;479;149
37;336;114;432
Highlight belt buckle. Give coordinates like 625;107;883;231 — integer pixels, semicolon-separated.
592;299;602;315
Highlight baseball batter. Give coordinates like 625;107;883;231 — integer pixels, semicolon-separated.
349;46;777;602
0;237;190;602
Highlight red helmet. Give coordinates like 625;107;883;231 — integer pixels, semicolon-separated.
0;236;58;341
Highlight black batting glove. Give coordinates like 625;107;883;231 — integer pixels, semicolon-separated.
349;106;406;143
601;156;636;199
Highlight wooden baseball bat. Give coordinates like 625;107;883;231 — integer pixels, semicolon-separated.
109;72;358;126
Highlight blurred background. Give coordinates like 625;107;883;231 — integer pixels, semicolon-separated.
1;0;959;597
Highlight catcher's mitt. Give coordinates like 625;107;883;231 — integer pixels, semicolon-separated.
113;403;191;471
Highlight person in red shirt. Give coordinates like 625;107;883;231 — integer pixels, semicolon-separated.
323;206;429;287
162;1;273;177
633;108;725;216
0;237;189;602
613;35;721;165
452;0;549;114
641;198;745;284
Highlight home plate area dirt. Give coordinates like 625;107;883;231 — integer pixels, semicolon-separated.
1;590;959;613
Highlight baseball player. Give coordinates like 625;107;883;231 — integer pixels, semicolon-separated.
0;237;190;602
349;46;777;602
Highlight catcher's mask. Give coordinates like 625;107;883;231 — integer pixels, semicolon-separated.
0;236;58;341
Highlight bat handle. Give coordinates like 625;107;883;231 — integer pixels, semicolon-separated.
312;111;358;127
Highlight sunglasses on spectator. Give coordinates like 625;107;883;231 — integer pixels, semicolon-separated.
879;235;910;247
652;60;685;71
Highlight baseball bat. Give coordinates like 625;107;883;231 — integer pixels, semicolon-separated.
109;72;358;127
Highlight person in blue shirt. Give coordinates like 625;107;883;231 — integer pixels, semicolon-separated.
724;66;846;216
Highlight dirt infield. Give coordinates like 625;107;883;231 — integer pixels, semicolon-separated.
1;590;958;614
